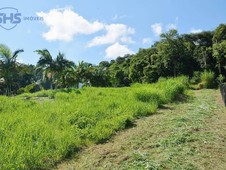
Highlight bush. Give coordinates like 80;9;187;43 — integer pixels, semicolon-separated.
200;70;215;89
135;91;160;103
217;74;225;84
190;71;201;84
17;84;42;94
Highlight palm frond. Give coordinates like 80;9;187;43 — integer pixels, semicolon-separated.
12;49;24;61
35;49;53;66
0;44;12;62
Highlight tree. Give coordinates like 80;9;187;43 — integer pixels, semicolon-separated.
36;50;76;89
108;55;131;86
212;24;226;75
159;29;184;77
55;53;74;88
36;49;57;89
193;46;213;70
89;61;111;87
157;29;196;77
185;31;213;47
129;48;156;83
0;44;24;95
213;41;226;74
16;64;36;89
212;24;226;43
75;61;88;87
182;31;216;73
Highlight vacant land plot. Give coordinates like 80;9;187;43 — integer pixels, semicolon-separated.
57;89;226;170
0;77;188;170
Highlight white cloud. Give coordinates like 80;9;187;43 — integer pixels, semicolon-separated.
87;24;135;47
190;28;203;34
142;38;152;45
151;23;163;36
112;14;127;21
120;36;135;44
168;17;179;30
37;8;104;41
151;17;179;36
167;24;177;30
37;7;136;60
105;42;134;59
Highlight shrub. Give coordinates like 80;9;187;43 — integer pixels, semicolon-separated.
217;74;225;84
190;71;201;84
17;87;25;94
200;70;215;89
17;84;42;94
135;91;160;103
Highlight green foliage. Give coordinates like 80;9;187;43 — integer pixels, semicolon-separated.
190;71;201;84
135;91;160;103
18;84;42;94
1;24;226;95
0;77;187;169
200;70;215;89
217;74;225;83
212;24;226;43
0;44;24;95
213;40;226;74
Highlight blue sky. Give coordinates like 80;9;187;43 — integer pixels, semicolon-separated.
0;0;226;65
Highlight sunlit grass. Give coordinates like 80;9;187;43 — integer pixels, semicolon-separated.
0;76;188;169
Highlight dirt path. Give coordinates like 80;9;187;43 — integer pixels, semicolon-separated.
56;90;226;170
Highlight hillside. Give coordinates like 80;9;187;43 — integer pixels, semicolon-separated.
0;77;188;170
57;89;226;170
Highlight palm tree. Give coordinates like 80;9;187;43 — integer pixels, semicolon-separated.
63;65;79;88
36;50;75;89
61;61;89;88
36;49;57;89
55;52;74;88
0;44;24;95
75;61;93;87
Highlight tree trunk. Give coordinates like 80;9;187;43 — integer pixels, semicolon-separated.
50;82;53;90
173;62;177;77
218;63;222;74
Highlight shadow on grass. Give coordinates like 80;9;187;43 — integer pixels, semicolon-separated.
174;94;192;104
53;147;81;169
159;105;174;110
159;94;191;110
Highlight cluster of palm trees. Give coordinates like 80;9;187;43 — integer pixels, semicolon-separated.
0;44;24;95
36;49;95;89
0;44;97;95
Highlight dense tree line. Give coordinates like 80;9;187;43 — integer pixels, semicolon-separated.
0;24;225;95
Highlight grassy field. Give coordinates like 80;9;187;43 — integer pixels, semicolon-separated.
0;77;188;170
57;89;226;170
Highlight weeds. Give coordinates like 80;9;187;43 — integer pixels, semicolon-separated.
0;77;188;169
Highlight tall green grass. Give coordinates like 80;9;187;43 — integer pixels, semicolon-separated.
0;76;188;169
200;70;215;89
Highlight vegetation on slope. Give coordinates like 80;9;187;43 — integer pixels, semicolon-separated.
0;77;188;170
57;89;226;170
